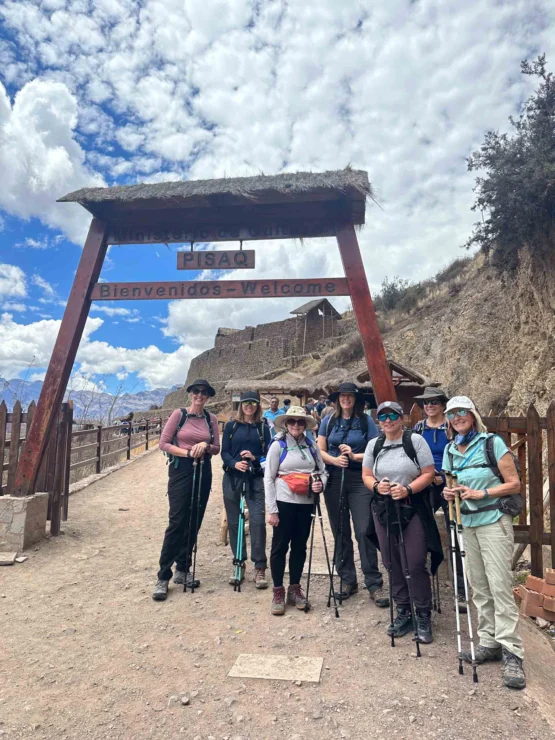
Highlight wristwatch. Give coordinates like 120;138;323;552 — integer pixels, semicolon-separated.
483;488;490;499
186;449;191;458
373;481;379;494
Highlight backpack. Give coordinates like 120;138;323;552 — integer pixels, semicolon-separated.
325;412;369;440
269;433;319;467
165;408;215;469
372;430;421;473
227;420;268;455
446;433;523;517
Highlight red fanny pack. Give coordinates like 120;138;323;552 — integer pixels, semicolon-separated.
279;473;311;495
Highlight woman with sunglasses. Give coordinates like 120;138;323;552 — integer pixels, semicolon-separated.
363;401;441;643
153;379;220;601
221;390;272;589
265;406;327;615
413;387;465;610
442;396;525;690
317;383;385;606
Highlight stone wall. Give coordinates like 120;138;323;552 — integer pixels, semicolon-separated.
0;492;49;552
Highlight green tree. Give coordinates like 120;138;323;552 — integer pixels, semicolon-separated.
465;55;555;270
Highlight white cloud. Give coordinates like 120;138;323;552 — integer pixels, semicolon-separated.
1;302;27;312
31;274;56;297
90;305;135;317
29;371;46;382
15;235;64;249
0;264;26;298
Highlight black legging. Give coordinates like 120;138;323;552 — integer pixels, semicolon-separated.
157;457;212;581
270;501;313;587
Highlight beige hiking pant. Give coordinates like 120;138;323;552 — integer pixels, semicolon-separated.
463;514;524;660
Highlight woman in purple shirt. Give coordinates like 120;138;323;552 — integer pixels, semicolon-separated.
153;378;221;601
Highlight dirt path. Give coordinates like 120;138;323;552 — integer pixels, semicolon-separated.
1;451;553;740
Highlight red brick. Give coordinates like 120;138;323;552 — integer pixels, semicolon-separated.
519;584;544;607
545;568;555;586
542;582;555;597
525;575;545;593
543;595;555;612
520;602;555;620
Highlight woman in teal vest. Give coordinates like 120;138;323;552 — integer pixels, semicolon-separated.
442;396;524;690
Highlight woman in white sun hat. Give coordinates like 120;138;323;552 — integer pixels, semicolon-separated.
442;396;525;690
264;406;327;615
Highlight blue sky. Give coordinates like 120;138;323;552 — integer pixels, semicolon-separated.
1;0;554;394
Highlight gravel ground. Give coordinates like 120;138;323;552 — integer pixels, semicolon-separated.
1;450;553;740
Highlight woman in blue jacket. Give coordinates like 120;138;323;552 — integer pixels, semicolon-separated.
222;390;272;589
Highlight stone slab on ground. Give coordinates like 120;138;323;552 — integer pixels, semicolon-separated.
228;653;323;682
0;551;17;565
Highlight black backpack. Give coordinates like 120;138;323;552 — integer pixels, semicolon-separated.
165;408;215;469
227;419;268;455
446;433;523;517
325;412;369;440
372;430;420;473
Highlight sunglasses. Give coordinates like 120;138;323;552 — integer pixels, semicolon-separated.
446;409;469;420
423;399;442;406
287;419;306;427
377;412;401;422
242;400;258;407
191;387;209;396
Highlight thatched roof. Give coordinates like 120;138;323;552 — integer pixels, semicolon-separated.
290;298;341;319
58;169;371;215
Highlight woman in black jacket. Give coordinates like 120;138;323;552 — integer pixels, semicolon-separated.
222;390;272;589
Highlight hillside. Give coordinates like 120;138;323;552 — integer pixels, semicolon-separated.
162;245;555;416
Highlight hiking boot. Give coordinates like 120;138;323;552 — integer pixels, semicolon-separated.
287;584;310;611
152;579;169;601
369;586;390;608
334;582;358;601
229;564;245;586
253;568;268;589
271;586;286;616
415;610;433;644
502;649;526;689
387;608;412;637
173;570;200;589
463;644;502;665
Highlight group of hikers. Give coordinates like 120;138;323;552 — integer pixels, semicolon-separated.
153;378;526;691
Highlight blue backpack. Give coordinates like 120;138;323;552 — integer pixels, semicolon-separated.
268;434;319;466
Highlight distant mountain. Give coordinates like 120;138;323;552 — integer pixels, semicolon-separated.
0;378;176;423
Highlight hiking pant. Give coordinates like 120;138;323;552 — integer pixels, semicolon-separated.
223;472;267;570
431;483;464;591
373;509;432;612
157;457;212;581
270;501;313;587
464;514;524;659
324;467;383;592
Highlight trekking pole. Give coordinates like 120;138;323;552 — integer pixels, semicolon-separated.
393;496;421;658
304;497;317;613
183;458;199;593
444;471;464;675
453;474;478;684
385;488;395;647
190;456;204;594
315;492;339;618
429;487;438;613
328;465;346;607
233;476;246;592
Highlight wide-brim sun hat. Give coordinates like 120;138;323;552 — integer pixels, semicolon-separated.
445;395;487;433
186;378;216;397
274;405;318;432
376;400;404;417
328;382;368;403
240;390;260;403
413;386;449;404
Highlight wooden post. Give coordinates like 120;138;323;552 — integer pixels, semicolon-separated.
517;428;527;526
145;419;150;451
96;426;102;474
336;225;397;404
62;402;73;522
14;218;108;497
0;401;7;495
7;401;22;494
527;404;543;577
547;402;555;568
127;422;132;460
50;406;69;537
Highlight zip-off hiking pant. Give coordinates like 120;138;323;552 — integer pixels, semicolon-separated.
223;472;267;570
463;514;524;659
324;467;383;592
270;500;313;587
157;457;212;581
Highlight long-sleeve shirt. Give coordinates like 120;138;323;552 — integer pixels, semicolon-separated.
221;420;272;473
159;409;220;456
264;432;328;513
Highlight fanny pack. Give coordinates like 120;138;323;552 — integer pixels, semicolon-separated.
372;494;415;535
279;473;311;495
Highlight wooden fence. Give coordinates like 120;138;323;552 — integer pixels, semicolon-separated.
407;403;555;576
1;399;170;536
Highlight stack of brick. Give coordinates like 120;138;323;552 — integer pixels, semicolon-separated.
518;569;555;621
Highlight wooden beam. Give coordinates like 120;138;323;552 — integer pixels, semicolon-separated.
91;278;349;301
527;404;543;577
14;219;108;497
336;225;396;404
177;250;255;270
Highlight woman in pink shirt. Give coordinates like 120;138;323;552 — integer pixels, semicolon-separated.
153;379;221;601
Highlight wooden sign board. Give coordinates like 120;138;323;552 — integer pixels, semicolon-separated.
91;278;349;301
177;250;255;270
106;220;338;245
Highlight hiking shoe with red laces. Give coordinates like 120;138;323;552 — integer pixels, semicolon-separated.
287;584;310;611
271;586;286;615
253;568;268;589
